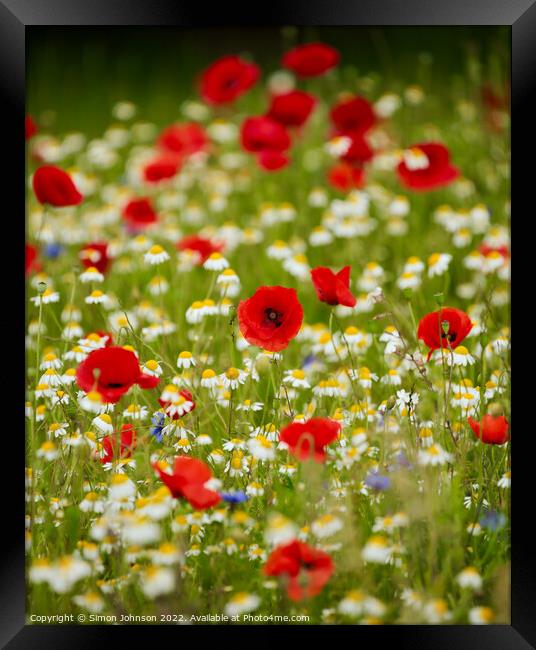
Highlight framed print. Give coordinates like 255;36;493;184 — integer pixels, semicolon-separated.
1;0;533;646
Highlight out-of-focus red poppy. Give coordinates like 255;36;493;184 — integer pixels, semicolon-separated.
397;142;459;191
282;42;340;78
143;156;181;183
176;235;224;264
468;415;509;445
153;456;221;509
310;266;356;307
32;165;83;207
26;115;37;140
263;540;334;601
157;123;208;157
267;90;317;128
76;346;159;403
25;244;41;276
237;285;303;352
279;417;341;463
200;55;260;105
256;150;289;172
122;197;158;229
100;424;136;464
240;116;291;153
327;162;365;192
338;130;374;164
330;96;377;134
417;307;473;361
79;242;111;274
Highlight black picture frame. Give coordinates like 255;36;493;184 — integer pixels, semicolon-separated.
3;0;533;646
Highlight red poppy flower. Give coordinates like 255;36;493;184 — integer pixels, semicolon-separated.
310;266;356;308
417;307;473;361
32;165;83;207
279;417;340;462
338;130;374;164
282;42;340;78
256;150;289;172
237;286;303;352
327;162;365;192
240;116;291;153
153;456;221;509
100;424;136;464
76;346;159;403
397;142;459;191
26;115;37;140
263;540;334;601
176;235;224;264
330;96;377;134
267;90;317;128
200;55;260;105
25;244;41;276
122;197;158;229
157;123;208;157
468;415;509;445
143;156;181;183
79;242;111;274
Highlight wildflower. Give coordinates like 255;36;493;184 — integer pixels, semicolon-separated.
282;42;339;77
140;566;175;598
144;245;170;265
423;599;453;623
177;235;224;265
397;142;459;191
153;456;221;509
99;424;136;464
417;307;473;360
237;285;303;352
418;443;453;466
121;202;156;234
263;540;334;601
311;514;344;539
456;567;483;590
76;346;159;403
468;414;509;445
224;592;261;617
268;90;317;127
200;55;259;104
279;417;340;462
468;606;494;624
79;266;104;283
427;252;452;277
310;266;357;307
203;252;229;271
37;441;59;461
265;513;299;546
32;165;83;206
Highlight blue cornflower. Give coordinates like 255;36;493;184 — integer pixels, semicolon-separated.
220;490;249;504
44;243;63;259
150;411;165;441
479;510;507;531
365;471;391;491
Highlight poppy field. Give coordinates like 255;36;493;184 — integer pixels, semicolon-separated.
26;29;510;625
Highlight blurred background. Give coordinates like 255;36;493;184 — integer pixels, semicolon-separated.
27;26;510;136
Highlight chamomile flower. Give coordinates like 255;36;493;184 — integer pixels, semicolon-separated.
144;245;170;265
427;252;452;277
203;252;229;271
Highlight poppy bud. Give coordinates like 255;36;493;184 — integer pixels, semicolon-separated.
385;395;397;411
434;292;445;306
255;355;272;375
488;403;504;417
